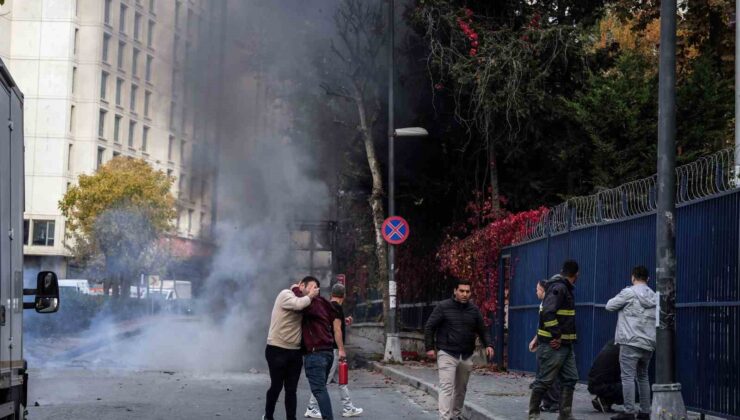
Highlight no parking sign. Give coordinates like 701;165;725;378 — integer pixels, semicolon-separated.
382;216;410;245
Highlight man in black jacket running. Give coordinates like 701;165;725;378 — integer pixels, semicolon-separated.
425;279;494;420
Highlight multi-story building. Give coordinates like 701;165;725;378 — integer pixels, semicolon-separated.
0;0;223;278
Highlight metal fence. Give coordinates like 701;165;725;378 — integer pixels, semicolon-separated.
500;148;740;419
517;148;737;243
352;298;439;331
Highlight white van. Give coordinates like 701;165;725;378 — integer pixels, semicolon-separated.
58;279;92;295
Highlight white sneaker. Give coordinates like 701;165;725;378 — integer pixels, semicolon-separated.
304;408;322;418
342;406;364;417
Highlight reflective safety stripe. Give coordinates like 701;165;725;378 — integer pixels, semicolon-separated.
537;329;553;337
561;334;577;340
556;309;575;316
544;320;559;327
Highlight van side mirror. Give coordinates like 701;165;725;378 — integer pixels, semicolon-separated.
23;271;60;313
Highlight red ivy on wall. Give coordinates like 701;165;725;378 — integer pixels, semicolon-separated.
437;205;548;321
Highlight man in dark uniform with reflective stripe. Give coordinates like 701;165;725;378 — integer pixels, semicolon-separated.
528;260;580;420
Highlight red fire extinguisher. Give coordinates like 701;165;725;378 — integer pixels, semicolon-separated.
338;358;349;385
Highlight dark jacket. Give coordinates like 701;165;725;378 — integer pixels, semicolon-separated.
588;340;621;389
293;287;336;353
537;274;577;344
424;298;491;357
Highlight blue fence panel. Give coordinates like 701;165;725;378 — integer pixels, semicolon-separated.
503;190;740;419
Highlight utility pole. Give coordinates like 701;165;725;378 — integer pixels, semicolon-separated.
735;0;740;183
383;0;402;363
653;0;687;417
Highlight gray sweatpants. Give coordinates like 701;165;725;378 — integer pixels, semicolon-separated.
619;344;652;415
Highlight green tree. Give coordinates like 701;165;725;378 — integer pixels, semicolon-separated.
59;157;176;297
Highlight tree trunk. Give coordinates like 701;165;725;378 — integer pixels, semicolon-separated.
488;142;500;214
353;89;389;325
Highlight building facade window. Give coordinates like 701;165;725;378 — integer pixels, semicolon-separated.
115;78;123;105
71;67;77;94
119;4;127;33
67;144;73;172
145;55;153;82
98;110;107;138
180;140;186;162
142;126;149;151
187;209;193;234
113;151;121;158
100;71;109;100
103;33;111;62
118;41;126;69
179;175;186;196
97;147;105;168
104;0;112;24
134;13;142;41
74;28;79;55
147;20;155;48
169;102;176;129
114;115;122;142
173;35;180;66
23;220;30;245
69;105;75;133
144;91;151;117
128;121;136;147
168;136;174;160
130;85;138;112
32;220;55;247
175;2;181;28
132;48;140;77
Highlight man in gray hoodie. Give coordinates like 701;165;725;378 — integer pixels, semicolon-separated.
605;266;656;420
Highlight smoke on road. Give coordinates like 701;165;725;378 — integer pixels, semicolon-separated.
27;0;348;372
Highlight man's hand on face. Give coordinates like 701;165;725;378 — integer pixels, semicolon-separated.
426;350;436;360
549;338;561;350
485;346;494;360
308;287;319;299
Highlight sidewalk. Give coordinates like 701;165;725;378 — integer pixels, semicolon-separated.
348;335;710;420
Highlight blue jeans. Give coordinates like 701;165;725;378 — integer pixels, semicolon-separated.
304;351;334;419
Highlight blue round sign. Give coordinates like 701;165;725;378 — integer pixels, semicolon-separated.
382;216;410;245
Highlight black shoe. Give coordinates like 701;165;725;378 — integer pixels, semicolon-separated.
541;404;559;413
610;414;635;420
636;413;650;420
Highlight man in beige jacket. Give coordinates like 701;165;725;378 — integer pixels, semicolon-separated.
264;277;319;420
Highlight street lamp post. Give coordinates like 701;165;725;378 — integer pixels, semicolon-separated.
653;0;687;417
383;0;428;364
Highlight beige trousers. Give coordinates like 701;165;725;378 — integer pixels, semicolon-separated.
437;350;474;420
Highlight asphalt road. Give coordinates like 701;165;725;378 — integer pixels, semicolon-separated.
26;367;439;420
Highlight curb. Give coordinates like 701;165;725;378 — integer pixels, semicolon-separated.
371;362;507;420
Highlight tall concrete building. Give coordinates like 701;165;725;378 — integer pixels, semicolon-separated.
0;0;224;278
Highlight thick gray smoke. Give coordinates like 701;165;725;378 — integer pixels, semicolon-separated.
112;0;339;371
28;0;345;372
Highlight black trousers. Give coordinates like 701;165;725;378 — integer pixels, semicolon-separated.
265;345;303;420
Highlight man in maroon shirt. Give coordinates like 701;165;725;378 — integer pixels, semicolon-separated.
293;276;338;420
